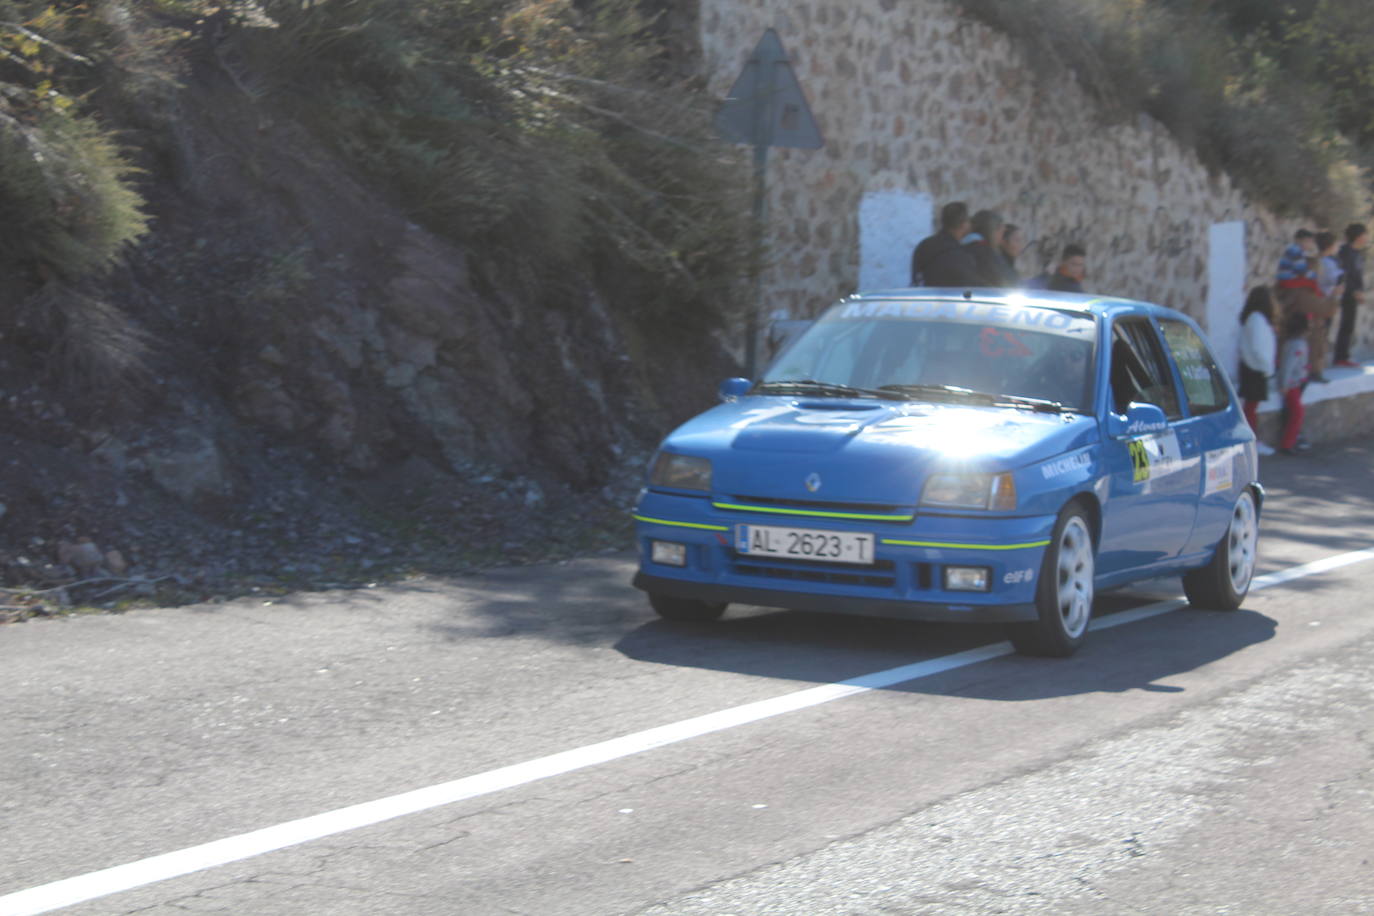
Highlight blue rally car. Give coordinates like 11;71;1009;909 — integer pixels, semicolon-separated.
631;290;1262;656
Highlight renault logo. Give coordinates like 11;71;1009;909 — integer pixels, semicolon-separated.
805;473;822;493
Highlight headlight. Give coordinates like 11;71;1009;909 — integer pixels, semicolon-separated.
649;452;713;492
921;471;1017;510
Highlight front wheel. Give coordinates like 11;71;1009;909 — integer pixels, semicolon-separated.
648;593;728;622
1183;487;1259;610
1010;503;1096;657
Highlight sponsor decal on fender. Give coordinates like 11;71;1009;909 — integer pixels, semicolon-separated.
1041;452;1092;479
1203;444;1246;496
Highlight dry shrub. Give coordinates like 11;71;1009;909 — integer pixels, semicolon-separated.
953;0;1366;218
240;0;754;338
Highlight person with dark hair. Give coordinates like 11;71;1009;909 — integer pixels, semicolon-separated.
1276;229;1319;291
910;201;979;287
1277;309;1311;455
1275;228;1330;381
1237;286;1278;455
1334;222;1368;368
1275;229;1319;313
1045;244;1087;292
965;209;1016;287
998;224;1026;286
1309;230;1345;381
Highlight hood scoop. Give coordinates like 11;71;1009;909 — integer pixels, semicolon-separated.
733;403;904;453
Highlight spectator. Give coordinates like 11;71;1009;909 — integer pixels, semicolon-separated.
1237;286;1278;456
1045;244;1087;293
1309;230;1344;382
1334;222;1368;368
910;201;979;287
997;224;1026;286
1275;228;1320;311
965;209;1016;287
1277;309;1311;456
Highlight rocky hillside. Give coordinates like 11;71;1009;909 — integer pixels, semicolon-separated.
0;1;745;618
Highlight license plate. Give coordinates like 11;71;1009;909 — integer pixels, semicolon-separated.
735;524;876;565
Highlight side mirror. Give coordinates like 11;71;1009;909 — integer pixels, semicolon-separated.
718;377;753;403
1107;401;1168;438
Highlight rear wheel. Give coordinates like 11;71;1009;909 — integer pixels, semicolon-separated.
648;593;728;622
1183;487;1258;610
1010;503;1095;657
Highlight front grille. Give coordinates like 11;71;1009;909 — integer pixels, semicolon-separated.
728;494;915;518
731;555;898;589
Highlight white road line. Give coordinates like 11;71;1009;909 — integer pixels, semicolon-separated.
3;546;1372;916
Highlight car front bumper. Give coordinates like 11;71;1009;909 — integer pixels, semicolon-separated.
632;491;1058;624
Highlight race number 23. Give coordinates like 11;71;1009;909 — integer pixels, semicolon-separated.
1128;439;1151;483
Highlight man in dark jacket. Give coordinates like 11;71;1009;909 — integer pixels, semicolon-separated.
966;209;1017;287
911;201;979;287
1334;223;1367;368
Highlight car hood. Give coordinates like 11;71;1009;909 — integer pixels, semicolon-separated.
663;397;1099;505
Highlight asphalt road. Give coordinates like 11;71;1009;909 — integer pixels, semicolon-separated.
2;441;1373;916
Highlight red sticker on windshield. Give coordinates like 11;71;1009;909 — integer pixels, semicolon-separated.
979;327;1032;358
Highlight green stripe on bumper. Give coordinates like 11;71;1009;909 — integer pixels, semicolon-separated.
711;502;914;522
881;538;1051;551
633;515;731;532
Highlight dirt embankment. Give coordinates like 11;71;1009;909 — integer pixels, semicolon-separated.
0;28;736;619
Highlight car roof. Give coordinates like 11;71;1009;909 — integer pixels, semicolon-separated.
847;288;1192;324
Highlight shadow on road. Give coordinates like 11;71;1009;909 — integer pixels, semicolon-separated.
613;591;1278;702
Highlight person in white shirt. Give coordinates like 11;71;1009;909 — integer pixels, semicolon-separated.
1237;286;1278;455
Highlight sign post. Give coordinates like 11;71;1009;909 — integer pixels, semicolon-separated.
715;29;823;377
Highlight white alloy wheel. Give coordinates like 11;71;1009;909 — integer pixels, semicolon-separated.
1183;486;1262;611
1226;490;1259;595
1055;515;1095;639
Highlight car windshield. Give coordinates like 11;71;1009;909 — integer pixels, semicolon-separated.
762;298;1098;412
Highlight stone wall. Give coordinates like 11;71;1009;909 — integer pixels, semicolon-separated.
698;0;1373;361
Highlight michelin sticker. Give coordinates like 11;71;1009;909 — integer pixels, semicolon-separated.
1203;444;1245;496
1041;452;1091;479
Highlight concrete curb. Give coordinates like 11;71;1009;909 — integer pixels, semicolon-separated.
1253;361;1374;446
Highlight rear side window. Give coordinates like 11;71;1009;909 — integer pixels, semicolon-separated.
1160;319;1230;415
1110;317;1182;419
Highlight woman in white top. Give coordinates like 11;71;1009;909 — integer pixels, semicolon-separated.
1237;286;1277;454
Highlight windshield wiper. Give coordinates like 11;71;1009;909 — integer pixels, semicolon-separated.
878;383;986;400
754;379;907;401
879;384;1068;414
991;393;1066;414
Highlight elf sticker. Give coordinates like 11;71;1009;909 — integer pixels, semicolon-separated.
1203;445;1243;496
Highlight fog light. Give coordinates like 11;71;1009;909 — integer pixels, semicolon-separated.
651;540;688;567
944;565;991;592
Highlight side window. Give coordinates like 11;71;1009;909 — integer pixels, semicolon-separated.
1110;317;1182;419
1160;320;1230;415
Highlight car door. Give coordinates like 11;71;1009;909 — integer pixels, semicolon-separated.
1096;315;1204;575
1157;317;1257;557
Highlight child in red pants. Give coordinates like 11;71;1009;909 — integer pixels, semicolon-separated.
1277;311;1310;455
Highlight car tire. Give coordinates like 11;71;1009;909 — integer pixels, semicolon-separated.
1010;502;1096;658
649;593;728;622
1182;487;1259;611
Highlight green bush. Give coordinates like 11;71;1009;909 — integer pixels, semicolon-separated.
0;113;148;281
1;3;152;401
